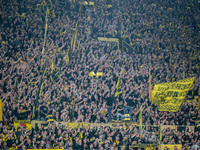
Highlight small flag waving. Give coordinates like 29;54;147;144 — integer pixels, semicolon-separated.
51;60;55;73
159;119;162;144
115;66;124;97
139;105;142;132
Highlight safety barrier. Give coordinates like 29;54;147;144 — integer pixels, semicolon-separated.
31;120;195;132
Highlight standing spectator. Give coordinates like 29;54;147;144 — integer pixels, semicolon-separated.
38;102;49;121
116;100;124;121
124;96;134;119
105;92;115;123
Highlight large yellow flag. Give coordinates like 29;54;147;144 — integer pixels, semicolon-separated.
152;77;195;112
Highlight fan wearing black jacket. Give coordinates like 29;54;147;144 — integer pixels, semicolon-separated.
105;92;115;123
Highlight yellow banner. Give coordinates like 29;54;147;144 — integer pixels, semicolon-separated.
98;37;119;42
0;99;2;121
14;120;32;130
161;125;176;132
160;144;182;150
152;77;195;112
98;37;119;50
67;122;89;129
132;143;159;148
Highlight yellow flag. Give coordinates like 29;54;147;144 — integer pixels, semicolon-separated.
31;106;35;120
96;72;103;78
20;60;23;64
72;28;77;53
51;60;55;73
139;106;142;132
159;119;161;144
115;66;124;97
21;13;26;17
89;71;95;77
39;69;46;98
114;91;122;97
87;16;90;21
71;21;78;53
70;34;74;50
39;82;44;98
152;77;195;112
65;53;69;65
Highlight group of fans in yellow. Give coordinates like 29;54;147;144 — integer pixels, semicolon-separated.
0;0;200;149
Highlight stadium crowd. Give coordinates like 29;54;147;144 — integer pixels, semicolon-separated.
0;0;200;149
0;122;200;149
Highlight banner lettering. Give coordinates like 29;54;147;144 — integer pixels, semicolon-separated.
151;77;195;112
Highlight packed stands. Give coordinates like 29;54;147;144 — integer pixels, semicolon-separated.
0;0;200;149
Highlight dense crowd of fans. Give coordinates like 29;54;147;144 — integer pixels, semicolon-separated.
0;122;200;149
0;0;200;149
